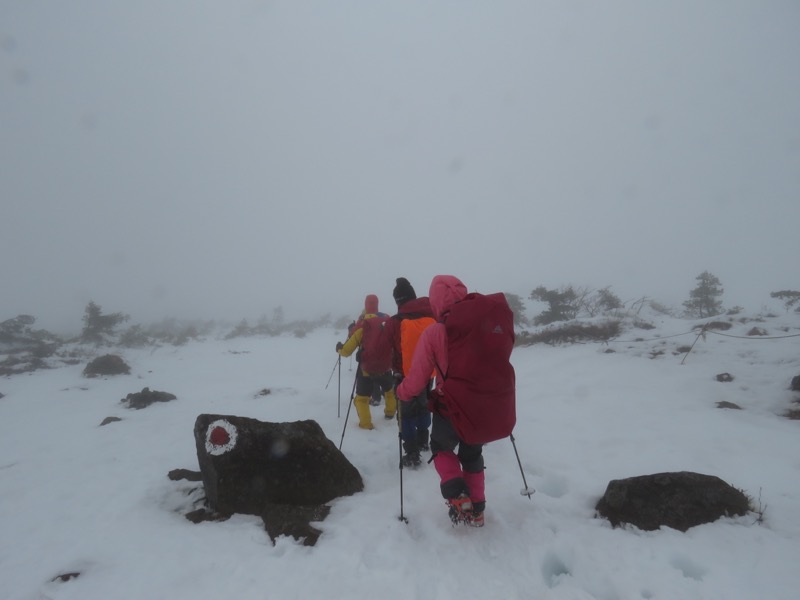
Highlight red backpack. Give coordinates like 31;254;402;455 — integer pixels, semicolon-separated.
438;292;516;444
359;315;392;374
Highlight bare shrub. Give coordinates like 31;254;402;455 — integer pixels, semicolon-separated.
694;321;732;331
519;321;621;346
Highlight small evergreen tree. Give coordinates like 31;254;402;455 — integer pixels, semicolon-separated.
119;324;151;348
683;271;724;318
770;290;800;312
504;292;529;327
0;315;36;343
81;301;129;344
225;318;251;339
530;285;582;325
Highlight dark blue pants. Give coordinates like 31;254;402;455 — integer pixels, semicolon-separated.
400;392;431;449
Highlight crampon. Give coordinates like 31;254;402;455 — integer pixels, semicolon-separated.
446;494;482;527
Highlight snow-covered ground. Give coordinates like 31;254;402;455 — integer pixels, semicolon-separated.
1;310;799;600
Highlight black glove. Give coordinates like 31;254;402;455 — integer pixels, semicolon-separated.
336;341;343;352
392;373;404;396
400;398;421;417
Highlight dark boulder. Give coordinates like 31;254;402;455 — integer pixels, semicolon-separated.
122;387;176;409
83;354;130;378
193;414;363;545
596;471;751;532
261;503;331;547
168;468;202;482
185;509;230;524
716;401;742;410
791;375;800;392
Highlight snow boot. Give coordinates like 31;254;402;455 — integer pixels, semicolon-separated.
401;452;422;468
383;388;398;420
416;428;430;452
447;493;473;525
447;496;484;527
402;440;421;467
353;395;374;429
469;501;485;528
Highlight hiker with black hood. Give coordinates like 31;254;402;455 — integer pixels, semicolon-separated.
385;277;436;467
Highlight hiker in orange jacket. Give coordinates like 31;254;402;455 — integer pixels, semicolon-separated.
385;277;435;467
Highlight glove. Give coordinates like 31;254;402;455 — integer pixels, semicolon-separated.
335;341;344;352
393;372;404;397
427;388;443;413
400;399;418;417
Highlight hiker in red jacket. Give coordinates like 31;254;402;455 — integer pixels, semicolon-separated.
348;298;389;407
385;277;435;467
397;275;516;527
336;294;397;429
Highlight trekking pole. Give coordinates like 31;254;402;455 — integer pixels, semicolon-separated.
337;355;341;418
324;356;339;390
338;371;358;451
397;400;408;523
510;433;536;499
680;325;707;365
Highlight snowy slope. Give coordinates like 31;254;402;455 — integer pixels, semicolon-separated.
1;311;799;600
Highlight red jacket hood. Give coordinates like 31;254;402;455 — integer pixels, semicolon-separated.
429;275;468;320
364;294;379;315
396;296;434;318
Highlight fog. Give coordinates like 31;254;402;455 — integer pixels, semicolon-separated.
2;1;799;333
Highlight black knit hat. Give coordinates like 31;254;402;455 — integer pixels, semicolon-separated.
393;277;417;306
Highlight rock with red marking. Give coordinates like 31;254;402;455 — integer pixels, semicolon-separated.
193;414;363;516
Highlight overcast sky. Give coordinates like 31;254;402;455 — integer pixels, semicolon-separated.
2;1;799;333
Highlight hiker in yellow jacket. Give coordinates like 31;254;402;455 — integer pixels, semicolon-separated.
336;294;397;429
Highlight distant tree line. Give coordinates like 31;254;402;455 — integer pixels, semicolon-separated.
3;271;798;356
505;270;798;328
